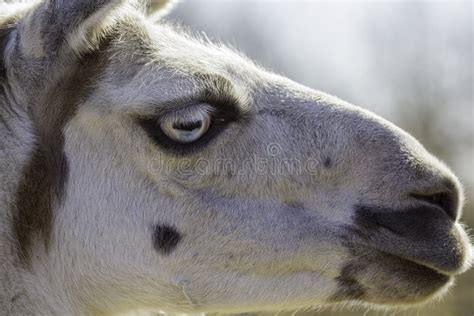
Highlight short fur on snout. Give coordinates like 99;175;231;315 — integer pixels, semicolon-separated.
0;0;472;315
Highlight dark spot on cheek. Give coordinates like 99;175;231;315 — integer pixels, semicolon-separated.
323;157;332;168
152;224;181;255
11;293;21;303
332;262;366;301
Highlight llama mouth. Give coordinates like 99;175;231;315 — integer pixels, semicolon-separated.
348;204;472;275
377;249;454;278
342;233;470;277
374;231;469;276
336;223;472;305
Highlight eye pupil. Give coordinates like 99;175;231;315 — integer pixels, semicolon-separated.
173;120;203;131
158;106;213;144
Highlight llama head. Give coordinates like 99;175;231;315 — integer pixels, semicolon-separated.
1;0;472;314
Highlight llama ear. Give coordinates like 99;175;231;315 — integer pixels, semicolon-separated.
1;6;22;80
23;0;133;56
146;0;177;21
0;25;13;80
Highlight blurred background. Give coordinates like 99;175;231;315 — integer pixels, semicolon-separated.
168;1;473;315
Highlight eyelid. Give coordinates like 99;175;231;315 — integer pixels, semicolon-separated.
159;103;215;126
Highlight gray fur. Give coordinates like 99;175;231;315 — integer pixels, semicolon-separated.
0;0;472;314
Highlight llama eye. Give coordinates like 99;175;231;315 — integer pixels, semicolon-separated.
160;109;211;143
138;101;239;154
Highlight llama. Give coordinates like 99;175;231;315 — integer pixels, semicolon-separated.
0;0;472;315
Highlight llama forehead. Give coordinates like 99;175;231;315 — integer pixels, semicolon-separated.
56;15;343;118
147;23;265;83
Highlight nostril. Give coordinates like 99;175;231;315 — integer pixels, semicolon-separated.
411;191;457;221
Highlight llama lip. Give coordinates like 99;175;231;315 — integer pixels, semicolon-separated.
336;245;454;305
369;255;452;304
378;249;455;278
347;234;470;276
344;240;456;276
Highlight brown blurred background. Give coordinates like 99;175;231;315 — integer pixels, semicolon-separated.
168;1;473;315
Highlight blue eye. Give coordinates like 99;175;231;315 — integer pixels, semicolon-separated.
137;96;241;155
160;107;212;143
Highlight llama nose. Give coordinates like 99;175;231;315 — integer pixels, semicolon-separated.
410;180;460;221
